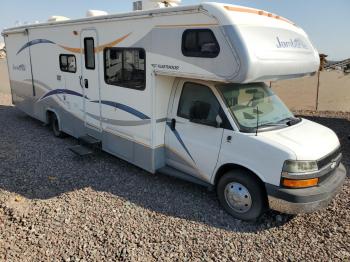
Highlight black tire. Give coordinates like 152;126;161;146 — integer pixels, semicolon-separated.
51;113;65;138
217;169;267;221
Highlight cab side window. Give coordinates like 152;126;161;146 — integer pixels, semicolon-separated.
177;82;222;127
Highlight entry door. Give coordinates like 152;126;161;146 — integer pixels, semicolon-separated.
165;81;225;183
80;29;101;131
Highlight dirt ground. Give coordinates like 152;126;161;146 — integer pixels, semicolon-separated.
0;59;11;106
272;71;350;112
0;103;348;261
0;59;10;94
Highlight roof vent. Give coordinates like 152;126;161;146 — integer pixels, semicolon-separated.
47;16;70;22
133;0;181;11
86;10;109;17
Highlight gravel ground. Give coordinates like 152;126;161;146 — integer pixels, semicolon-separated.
0;103;349;261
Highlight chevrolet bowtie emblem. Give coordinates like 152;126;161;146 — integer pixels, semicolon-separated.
330;162;337;169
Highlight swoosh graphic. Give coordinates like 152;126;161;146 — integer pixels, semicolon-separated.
59;33;132;54
17;39;56;55
86;112;151;126
166;122;195;163
17;33;131;55
40;89;86;101
94;100;150;120
95;33;132;53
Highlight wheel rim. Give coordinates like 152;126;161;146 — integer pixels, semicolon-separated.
224;182;252;213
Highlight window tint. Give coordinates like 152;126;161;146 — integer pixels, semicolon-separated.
59;54;76;73
182;29;220;58
84;38;95;70
104;48;146;90
178;82;221;126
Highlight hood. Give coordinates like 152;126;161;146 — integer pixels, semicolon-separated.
260;119;340;160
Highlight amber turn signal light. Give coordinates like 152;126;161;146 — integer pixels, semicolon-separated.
282;178;319;188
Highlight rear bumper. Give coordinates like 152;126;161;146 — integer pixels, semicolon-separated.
266;163;347;214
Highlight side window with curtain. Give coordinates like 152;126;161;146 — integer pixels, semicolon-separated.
84;38;95;70
59;54;76;73
104;48;146;90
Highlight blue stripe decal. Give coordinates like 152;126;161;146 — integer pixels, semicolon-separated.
93;100;150;120
40;89;85;101
167;122;195;163
17;39;56;55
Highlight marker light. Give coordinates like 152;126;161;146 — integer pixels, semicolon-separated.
282;178;319;188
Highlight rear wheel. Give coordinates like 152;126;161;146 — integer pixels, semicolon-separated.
51;113;65;138
217;169;267;221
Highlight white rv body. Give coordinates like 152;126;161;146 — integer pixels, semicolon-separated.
2;2;346;219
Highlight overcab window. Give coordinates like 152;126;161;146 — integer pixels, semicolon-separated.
59;54;76;73
104;48;146;90
182;29;220;58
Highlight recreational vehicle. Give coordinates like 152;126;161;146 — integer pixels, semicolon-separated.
2;1;346;220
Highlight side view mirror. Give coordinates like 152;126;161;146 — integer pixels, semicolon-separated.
216;115;223;128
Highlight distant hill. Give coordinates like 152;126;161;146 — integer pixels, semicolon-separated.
327;60;341;67
325;58;350;71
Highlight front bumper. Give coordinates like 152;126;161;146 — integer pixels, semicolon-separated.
266;163;347;214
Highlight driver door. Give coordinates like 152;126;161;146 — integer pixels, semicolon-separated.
165;81;225;183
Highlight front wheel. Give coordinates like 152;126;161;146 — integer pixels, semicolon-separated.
217;169;267;221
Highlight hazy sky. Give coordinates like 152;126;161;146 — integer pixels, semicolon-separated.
0;0;349;60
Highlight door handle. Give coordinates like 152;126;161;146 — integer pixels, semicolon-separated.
84;79;89;89
79;76;84;88
170;118;176;131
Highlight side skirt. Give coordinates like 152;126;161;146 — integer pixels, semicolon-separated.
157;165;213;189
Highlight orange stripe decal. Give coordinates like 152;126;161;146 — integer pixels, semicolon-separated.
59;32;132;54
59;45;81;53
94;33;132;53
155;23;219;28
224;6;295;26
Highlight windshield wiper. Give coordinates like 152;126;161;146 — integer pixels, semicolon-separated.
260;117;301;128
260;123;289;127
286;117;302;126
278;117;302;126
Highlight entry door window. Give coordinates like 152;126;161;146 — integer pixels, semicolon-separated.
84;38;95;70
177;82;221;127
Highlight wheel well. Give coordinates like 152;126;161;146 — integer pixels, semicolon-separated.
46;110;58;126
214;164;268;206
214;164;265;190
46;110;54;124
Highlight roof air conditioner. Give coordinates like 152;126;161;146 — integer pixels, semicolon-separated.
47;16;70;22
133;0;181;11
86;10;109;18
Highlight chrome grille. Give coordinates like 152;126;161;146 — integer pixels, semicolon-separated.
317;147;342;170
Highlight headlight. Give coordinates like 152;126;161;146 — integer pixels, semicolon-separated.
282;160;318;173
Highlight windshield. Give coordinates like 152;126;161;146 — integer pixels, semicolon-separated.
217;83;295;132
